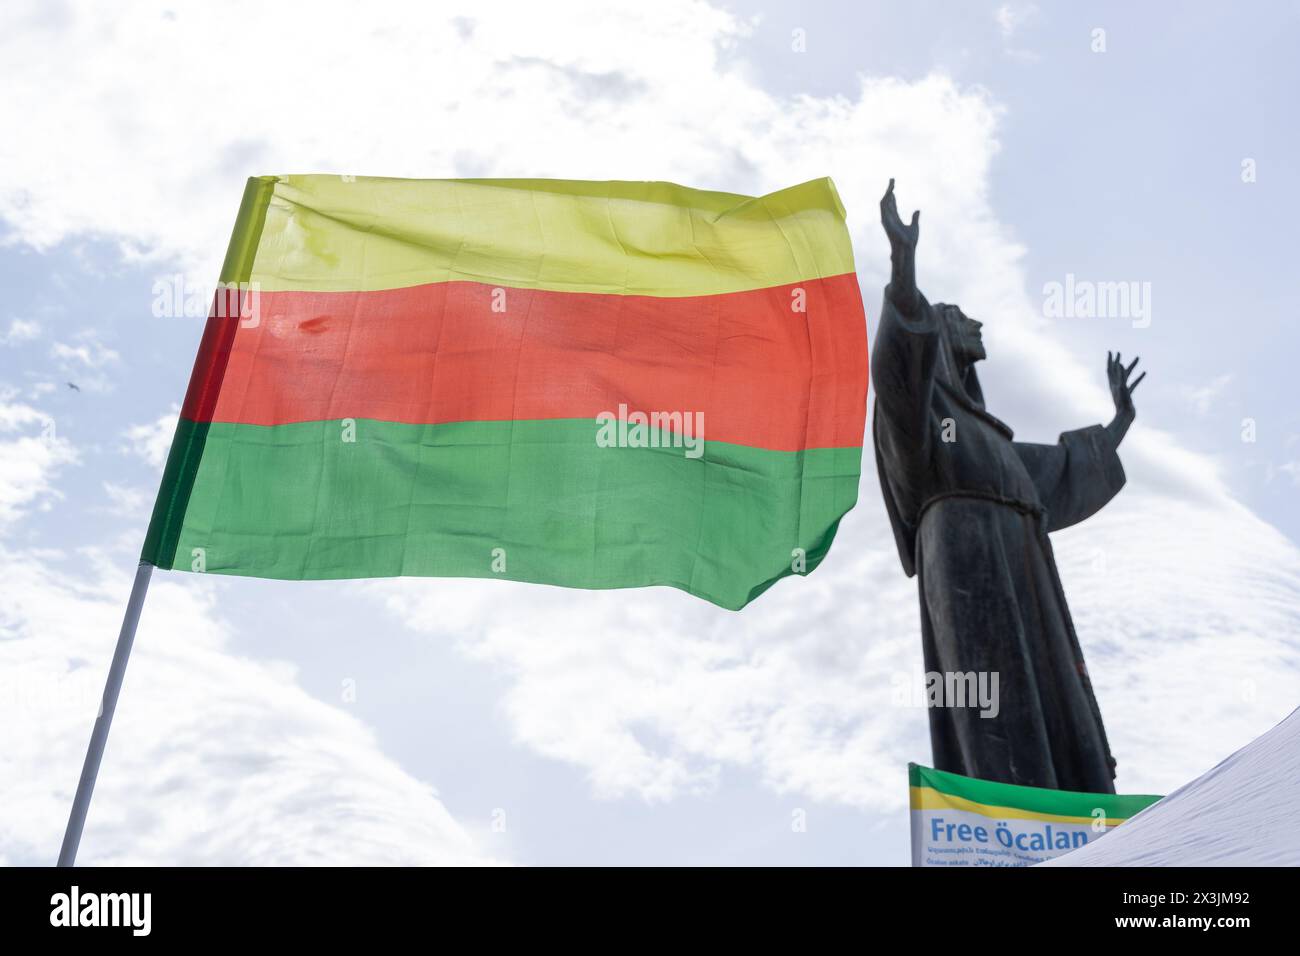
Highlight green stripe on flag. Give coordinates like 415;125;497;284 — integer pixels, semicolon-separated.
145;417;862;610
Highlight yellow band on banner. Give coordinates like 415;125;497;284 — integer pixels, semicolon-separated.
247;175;857;296
909;785;1127;828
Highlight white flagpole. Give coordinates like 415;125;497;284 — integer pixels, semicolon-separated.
57;559;154;866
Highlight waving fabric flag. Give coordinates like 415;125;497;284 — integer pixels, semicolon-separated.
142;176;868;609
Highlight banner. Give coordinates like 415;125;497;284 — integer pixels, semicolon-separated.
909;763;1161;867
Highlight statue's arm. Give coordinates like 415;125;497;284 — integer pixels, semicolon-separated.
880;179;921;316
872;181;940;455
1015;354;1144;531
1014;427;1126;532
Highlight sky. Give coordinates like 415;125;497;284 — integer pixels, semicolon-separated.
1;0;1297;866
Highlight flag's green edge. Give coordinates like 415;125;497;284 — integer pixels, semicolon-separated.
151;416;861;611
908;762;1162;819
142;176;277;569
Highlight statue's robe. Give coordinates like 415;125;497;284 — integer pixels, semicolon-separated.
872;292;1122;793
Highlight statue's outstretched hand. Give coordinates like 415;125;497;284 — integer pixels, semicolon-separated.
881;179;921;314
880;179;919;252
1105;351;1145;443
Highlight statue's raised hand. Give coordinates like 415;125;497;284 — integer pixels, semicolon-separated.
881;178;919;252
1105;351;1145;444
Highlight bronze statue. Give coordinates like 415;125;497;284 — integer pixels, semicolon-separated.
873;180;1145;793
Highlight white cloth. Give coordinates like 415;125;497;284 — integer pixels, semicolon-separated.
1045;707;1300;866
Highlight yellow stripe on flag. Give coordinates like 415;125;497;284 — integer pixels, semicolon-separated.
247;175;857;295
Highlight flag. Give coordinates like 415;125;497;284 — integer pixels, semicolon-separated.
143;176;868;610
909;763;1162;867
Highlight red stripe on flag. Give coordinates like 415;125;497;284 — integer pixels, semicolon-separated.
186;275;868;451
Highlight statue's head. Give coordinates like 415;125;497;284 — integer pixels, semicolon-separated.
935;302;986;364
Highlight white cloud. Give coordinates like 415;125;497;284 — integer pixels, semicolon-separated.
0;0;756;280
0;550;505;865
98;481;150;518
51;336;119;369
48;332;120;393
0;318;40;346
994;2;1039;60
0;397;75;527
0;395;502;865
996;3;1033;39
124;407;179;471
1180;373;1233;416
